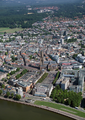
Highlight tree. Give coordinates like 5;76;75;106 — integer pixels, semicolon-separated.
61;98;64;104
6;91;10;97
71;101;76;107
48;69;50;71
50;84;82;108
3;62;6;65
2;78;5;81
0;90;2;95
56;85;60;90
10;71;15;75
16;94;21;100
11;55;15;62
7;73;10;76
67;99;71;105
20;33;23;39
5;52;8;55
72;54;77;59
16;68;20;72
1;84;5;88
16;74;21;79
11;93;14;98
53;71;60;85
57;97;61;103
4;79;7;82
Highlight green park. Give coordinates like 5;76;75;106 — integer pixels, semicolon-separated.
34;101;85;118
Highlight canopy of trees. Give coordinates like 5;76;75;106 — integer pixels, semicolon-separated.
51;85;82;107
53;71;60;85
0;2;85;28
0;6;48;28
16;94;21;100
37;73;48;83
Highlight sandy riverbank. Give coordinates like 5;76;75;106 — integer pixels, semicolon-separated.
0;96;84;120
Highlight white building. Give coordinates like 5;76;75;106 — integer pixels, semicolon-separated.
61;78;69;90
16;87;23;97
60;38;64;44
50;54;59;63
77;54;85;63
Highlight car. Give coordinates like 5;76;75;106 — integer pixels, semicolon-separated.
75;107;78;109
42;98;46;100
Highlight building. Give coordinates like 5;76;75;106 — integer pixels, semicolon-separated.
0;65;17;73
57;69;85;93
0;72;7;80
50;54;59;63
32;83;53;97
16;87;23;97
60;38;64;44
16;81;33;92
61;78;69;90
76;54;85;63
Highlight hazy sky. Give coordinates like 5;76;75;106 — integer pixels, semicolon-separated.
0;0;81;6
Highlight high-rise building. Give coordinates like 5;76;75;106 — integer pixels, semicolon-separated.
60;38;64;44
40;51;44;71
40;51;43;65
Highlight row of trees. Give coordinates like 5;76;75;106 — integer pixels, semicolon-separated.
0;90;21;100
51;85;82;107
7;68;20;76
15;69;28;79
65;38;77;43
38;73;48;83
52;71;60;85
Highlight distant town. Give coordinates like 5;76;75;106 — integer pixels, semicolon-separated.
0;14;85;112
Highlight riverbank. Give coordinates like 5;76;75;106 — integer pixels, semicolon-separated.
0;96;84;120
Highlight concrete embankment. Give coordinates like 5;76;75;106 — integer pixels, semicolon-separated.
0;96;84;120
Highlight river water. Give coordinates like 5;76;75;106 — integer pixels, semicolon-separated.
0;99;74;120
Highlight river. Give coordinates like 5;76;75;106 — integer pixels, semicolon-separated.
0;99;74;120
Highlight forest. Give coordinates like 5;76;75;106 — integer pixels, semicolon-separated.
0;1;85;28
0;6;48;28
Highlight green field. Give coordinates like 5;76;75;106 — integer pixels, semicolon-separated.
34;101;85;118
0;27;23;34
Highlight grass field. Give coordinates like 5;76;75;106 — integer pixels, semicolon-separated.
0;27;23;34
34;101;85;118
